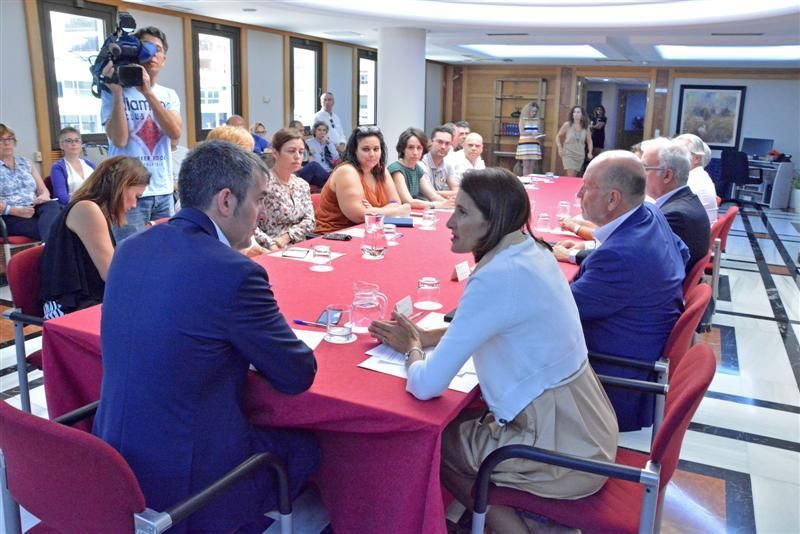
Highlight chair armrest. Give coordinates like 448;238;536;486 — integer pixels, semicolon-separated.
0;217;8;241
164;452;290;528
4;310;44;327
473;444;651;515
588;351;665;373
598;375;668;395
53;400;99;426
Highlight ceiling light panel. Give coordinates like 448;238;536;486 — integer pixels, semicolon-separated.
656;45;800;60
463;44;605;58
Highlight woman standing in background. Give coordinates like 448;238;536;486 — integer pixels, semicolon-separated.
515;102;544;175
590;105;607;157
556;106;593;177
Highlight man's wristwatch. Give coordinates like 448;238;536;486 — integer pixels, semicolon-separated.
404;347;425;363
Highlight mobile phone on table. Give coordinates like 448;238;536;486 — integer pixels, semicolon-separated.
317;309;342;325
323;233;352;241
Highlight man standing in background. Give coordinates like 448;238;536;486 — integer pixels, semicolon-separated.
313;91;346;154
102;26;182;240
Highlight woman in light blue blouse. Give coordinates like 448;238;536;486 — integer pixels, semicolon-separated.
0;123;61;242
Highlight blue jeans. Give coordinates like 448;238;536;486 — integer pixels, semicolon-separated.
112;193;174;242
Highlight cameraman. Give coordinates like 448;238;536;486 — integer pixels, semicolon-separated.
102;26;182;240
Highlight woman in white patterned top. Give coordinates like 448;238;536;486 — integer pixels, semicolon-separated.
254;128;315;251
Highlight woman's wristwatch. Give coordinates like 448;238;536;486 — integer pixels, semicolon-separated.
404;346;425;363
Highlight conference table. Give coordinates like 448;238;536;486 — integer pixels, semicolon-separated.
41;176;584;533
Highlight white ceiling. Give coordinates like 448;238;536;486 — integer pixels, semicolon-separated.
132;0;800;68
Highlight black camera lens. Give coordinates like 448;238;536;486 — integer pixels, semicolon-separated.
117;65;143;87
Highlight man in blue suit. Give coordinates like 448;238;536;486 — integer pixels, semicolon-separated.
641;137;710;272
568;151;688;431
93;140;319;532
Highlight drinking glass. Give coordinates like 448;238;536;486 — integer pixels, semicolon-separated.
534;213;551;232
323;304;356;344
557;201;571;220
309;244;333;272
419;209;436;231
384;223;400;247
414;277;442;311
545;171;555;179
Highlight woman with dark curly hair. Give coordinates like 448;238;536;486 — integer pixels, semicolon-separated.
314;126;410;234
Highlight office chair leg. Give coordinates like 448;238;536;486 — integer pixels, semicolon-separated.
279;512;293;534
13;320;31;414
1;450;22;534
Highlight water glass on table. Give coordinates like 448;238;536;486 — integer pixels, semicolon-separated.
310;244;333;272
324;304;356;344
419;208;437;231
414;277;442;311
384;223;400;246
557;201;571;220
534;213;552;232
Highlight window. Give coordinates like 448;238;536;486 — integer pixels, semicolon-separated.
192;21;241;141
357;49;377;126
39;0;115;148
290;37;322;126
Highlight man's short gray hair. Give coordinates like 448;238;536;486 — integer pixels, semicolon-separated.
642;137;691;186
675;133;711;166
178;140;266;211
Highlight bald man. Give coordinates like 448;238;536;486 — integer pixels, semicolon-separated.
447;132;486;183
226;115;268;154
570;151;688;431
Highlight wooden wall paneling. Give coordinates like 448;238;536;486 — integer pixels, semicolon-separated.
653;68;671;137
555;67;577;175
443;65;454;123
182;17;196;146
240;28;249;123
351;47;359;131
283;35;291;126
451;65;464;121
23;0;53;171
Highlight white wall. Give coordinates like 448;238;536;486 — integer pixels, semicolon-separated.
326;44;353;138
0;0;40;168
425;62;444;134
127;9;187;147
246;30;284;137
670;77;800;166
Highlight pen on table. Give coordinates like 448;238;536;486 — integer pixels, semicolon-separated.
408;311;423;321
293;319;327;328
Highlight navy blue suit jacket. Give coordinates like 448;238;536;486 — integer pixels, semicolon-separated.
571;203;688;431
93;208;317;531
659;186;711;272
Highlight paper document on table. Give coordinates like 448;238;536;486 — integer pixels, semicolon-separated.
338;227;365;238
292;329;326;350
358;344;478;393
269;248;345;264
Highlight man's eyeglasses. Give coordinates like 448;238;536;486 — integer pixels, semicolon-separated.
330;119;336;129
62;138;82;145
0;137;16;144
644;165;665;172
254;131;266;136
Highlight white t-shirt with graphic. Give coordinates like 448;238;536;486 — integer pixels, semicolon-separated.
101;85;180;197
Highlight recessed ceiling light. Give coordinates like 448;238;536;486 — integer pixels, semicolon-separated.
656;45;800;61
242;7;257;12
324;31;363;37
463;44;605;59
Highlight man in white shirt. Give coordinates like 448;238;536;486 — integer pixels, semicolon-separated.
421;126;458;198
447;132;486;183
313;91;346;153
102;26;182;241
675;133;718;224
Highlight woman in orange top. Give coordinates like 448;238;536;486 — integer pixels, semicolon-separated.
315;126;410;233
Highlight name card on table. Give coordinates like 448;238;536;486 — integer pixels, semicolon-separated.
452;261;471;282
394;295;413;317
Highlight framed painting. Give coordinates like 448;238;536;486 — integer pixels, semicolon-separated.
675;85;746;150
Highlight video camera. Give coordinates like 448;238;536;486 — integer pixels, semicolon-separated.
90;12;157;97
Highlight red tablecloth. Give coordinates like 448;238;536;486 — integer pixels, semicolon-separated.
41;176;584;534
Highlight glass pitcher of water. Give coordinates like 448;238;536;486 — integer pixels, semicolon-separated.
362;212;388;259
352;281;388;333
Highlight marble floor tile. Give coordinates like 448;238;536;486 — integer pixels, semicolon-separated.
757;238;791;267
0;335;41;371
692;397;800;443
773;275;800;322
746;443;800;485
709;372;800;407
712;270;773;318
750;475;800;534
724;235;756;263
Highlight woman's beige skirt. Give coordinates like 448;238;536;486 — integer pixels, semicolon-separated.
442;362;618;499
